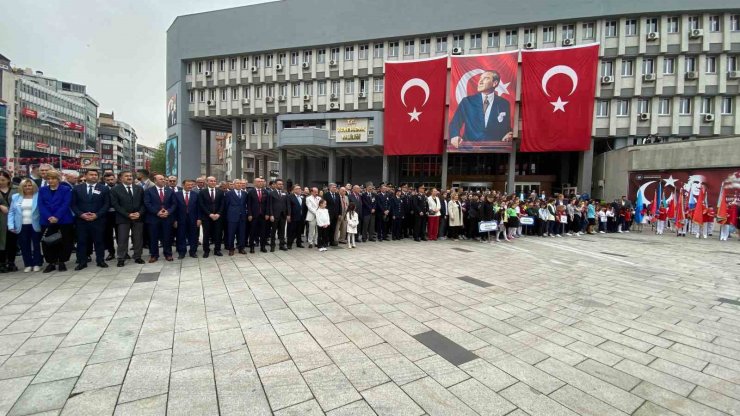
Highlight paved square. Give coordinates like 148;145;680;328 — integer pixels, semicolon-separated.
0;232;738;415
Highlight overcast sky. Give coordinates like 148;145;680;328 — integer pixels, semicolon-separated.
1;0;270;146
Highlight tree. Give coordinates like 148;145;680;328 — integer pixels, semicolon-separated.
150;142;166;175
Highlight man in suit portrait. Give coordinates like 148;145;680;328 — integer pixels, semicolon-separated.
247;177;271;253
268;179;289;251
224;179;248;255
174;179;201;259
199;176;224;257
144;174;177;262
449;70;513;148
287;184;305;249
109;171;146;267
323;183;341;246
71;169;110;270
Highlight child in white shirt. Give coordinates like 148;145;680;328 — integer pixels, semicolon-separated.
345;203;359;248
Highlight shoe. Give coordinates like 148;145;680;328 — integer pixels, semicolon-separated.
148;257;158;263
97;262;109;268
58;263;67;272
33;266;41;272
6;263;17;272
238;249;247;254
260;248;268;253
117;260;125;267
203;252;210;258
87;256;92;263
228;250;235;256
178;254;185;260
165;256;173;261
308;244;313;249
214;251;223;256
125;254;132;260
599;231;605;234
43;264;56;273
24;267;32;273
270;247;275;252
279;246;287;251
296;244;304;248
352;245;356;248
74;264;88;271
135;258;146;264
105;254;115;261
250;248;255;253
190;254;198;258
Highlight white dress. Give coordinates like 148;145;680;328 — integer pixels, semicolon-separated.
346;212;359;234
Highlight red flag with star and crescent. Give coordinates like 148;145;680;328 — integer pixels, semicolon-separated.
384;56;447;155
520;43;599;152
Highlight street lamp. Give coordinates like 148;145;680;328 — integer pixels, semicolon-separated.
40;123;64;170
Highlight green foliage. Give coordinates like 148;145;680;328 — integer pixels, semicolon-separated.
150;142;166;175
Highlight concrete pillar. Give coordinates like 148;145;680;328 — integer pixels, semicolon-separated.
205;129;211;177
578;143;594;197
382;154;389;183
301;155;308;187
262;155;269;179
231;119;240;180
278;148;288;181
327;149;336;184
507;144;517;194
440;151;449;190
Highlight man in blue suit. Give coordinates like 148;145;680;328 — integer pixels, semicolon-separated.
144;174;177;262
286;185;305;249
224;179;248;255
174;179;201;259
247;178;271;253
449;70;513;148
71;169;110;270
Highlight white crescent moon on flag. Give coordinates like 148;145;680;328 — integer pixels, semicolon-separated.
455;69;485;104
637;181;656;205
541;65;578;97
400;78;430;108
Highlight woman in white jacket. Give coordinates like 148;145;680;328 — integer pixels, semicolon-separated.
426;188;442;240
315;199;331;251
304;187;321;248
447;193;464;241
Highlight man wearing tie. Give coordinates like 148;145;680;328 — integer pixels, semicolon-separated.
71;169;110;270
198;176;224;258
224;179;248;255
144;174;177;262
109;171;146;267
287;185;305;249
348;185;364;242
33;164;52;188
335;186;350;244
375;184;391;242
102;172;118;261
323;183;341;246
174;179;201;259
247;177;271;253
268;179;289;251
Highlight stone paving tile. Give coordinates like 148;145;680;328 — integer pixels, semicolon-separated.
0;376;33;416
362;382;424;416
60;384;120;416
302;364;362;411
113;394;167;416
402;377;478;416
448;378;517;416
273;399;325;416
213;347;272;416
33;343;95;384
8;377;76;416
73;358;129;394
325;399;377;416
362;343;426;386
118;349;171;404
167;365;219;416
326;342;390;392
280;331;332;373
257;360;313;411
0;352;51;380
632;381;727;416
500;381;579;416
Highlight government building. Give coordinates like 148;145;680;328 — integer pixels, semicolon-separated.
166;0;740;196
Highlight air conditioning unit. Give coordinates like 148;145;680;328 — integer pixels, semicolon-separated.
704;114;715;122
647;32;659;41
601;75;614;84
205;71;212;77
330;93;338;101
329;102;340;110
301;62;310;69
643;73;656;82
250;66;258;73
13;130;20;136
207;100;216;107
242;98;250;105
562;38;574;46
451;47;463;55
275;64;283;71
265;96;275;103
689;28;704;39
239;134;247;142
303;95;311;101
685;71;698;80
638;113;650;121
329;59;338;67
727;71;739;79
278;95;286;102
358;92;367;98
303;104;312;112
524;42;536;49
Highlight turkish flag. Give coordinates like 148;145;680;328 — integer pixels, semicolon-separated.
692;187;705;225
520;44;599;152
384;56;447;155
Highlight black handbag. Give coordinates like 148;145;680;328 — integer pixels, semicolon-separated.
41;228;62;245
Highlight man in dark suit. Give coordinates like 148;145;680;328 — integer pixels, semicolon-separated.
247;177;270;253
268;179;289;251
224;179;248;255
71;169;110;270
102;172;118;261
375;184;391;241
449;70;513;148
144;174;177;262
348;185;364;242
412;185;428;241
109;171;146;267
174;179;201;259
323;183;341;246
199;176;224;258
361;185;377;242
287;185;305;249
33;164;52;188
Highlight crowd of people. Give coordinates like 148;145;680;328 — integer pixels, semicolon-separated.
0;165;737;275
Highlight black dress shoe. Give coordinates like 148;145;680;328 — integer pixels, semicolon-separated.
202;252;210;258
190;253;198;258
6;263;18;272
308;244;313;249
125;254;131;260
250;248;255;254
214;251;223;257
117;260;125;267
87;256;92;263
178;254;185;260
279;246;287;251
97;262;108;268
43;264;56;273
296;244;304;248
134;258;145;264
260;247;268;253
74;264;87;271
238;249;247;254
105;254;115;261
270;247;275;252
58;263;67;271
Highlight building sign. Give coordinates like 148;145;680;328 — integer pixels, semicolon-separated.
166;136;178;177
79;150;101;171
35;142;50;150
21;107;85;132
167;94;177;127
336;118;368;143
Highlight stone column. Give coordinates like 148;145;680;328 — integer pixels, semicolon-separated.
578;143;595;197
507;142;517;194
231;119;240;180
327;149;336;185
205;129;211;177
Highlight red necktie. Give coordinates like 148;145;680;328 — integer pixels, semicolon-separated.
185;192;189;206
159;188;164;202
258;189;262;202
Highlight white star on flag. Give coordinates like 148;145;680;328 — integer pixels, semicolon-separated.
495;81;511;97
550;96;568;112
663;175;678;188
408;107;422;122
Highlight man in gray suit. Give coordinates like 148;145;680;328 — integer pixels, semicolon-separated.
110;171;146;267
335;186;350;244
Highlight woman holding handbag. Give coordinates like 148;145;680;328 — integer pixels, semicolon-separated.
447;193;464;241
0;171;19;273
7;179;42;272
38;171;74;273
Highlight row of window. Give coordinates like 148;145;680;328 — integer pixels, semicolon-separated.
602;55;738;77
19;82;86;116
189;79;384;103
596;96;734;117
186;14;740;75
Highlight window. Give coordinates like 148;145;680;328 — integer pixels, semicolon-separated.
291;83;300;97
505;30;517;46
452;35;464;49
242;87;250;99
645;18;658;34
188;91;194;103
345;80;354;94
278;53;286;66
420;38;431;53
701;97;713;114
602;61;614;77
345;46;354;61
304;82;312;96
732;15;740;31
658;98;671;115
331;80;340;96
291;52;299;65
667;17;679;33
523;28;536;44
542;27;555;43
253;56;261;68
303;50;312;64
265;85;274;98
637;98;650;114
263;120;270;135
487;31;500;47
643;58;655;75
729;56;737;72
231;87;239;101
219;59;225;72
187;63;192;74
679;97;692;115
255;86;262;99
706;56;717;74
197;62;203;73
436;36;448;52
604;21;618;37
250;120;257;135
198;90;205;102
471;33;482;49
207;61;214;72
625;19;638;36
709;15;721;32
358;44;368;59
583;23;595;39
317;81;326;96
663;57;675;74
279;84;287;97
388;42;399;57
359;79;368;94
562;24;575;40
373;43;384;58
317;49;326;63
404;40;415;55
242;57;249;69
328;48;338;62
374;78;384;93
721;97;733;114
265;55;273;68
596;100;609;117
616;99;630;116
621;59;634;76
231;58;237;71
685;57;696;72
688;16;700;31
209;89;216;101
